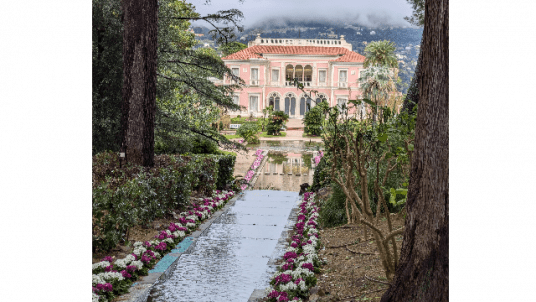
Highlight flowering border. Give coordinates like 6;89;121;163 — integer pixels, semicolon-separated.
265;192;321;302
240;149;265;191
91;190;235;302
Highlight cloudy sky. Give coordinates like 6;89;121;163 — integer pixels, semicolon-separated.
189;0;416;28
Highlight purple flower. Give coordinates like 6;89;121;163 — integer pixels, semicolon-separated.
268;290;280;298
141;255;152;263
294;277;304;285
103;283;113;292
101;256;114;262
155;242;167;251
121;270;132;278
104;265;113;272
282;263;293;271
278;291;289;302
126;265;138;272
283;251;297;260
301;262;314;272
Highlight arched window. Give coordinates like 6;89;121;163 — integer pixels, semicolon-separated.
285;64;294;82
295;65;303;82
304;65;313;83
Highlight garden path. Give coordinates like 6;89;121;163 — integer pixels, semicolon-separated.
146;190;300;302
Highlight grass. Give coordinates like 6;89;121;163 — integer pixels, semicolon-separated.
223;134;241;139
259;131;287;138
302;133;321;138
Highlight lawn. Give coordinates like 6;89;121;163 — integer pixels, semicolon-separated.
259;131;287;138
223;134;241;139
302;133;321;138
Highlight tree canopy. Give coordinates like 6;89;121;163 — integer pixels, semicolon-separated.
363;40;398;68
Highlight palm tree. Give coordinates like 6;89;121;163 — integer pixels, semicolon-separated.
359;66;396;122
363;40;398;68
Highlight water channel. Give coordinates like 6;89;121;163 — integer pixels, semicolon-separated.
146;140;323;302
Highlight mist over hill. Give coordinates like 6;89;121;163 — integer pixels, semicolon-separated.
192;19;422;94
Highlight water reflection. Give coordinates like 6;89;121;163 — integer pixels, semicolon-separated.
253;149;320;192
248;140;324;152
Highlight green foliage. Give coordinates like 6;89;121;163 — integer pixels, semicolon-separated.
303;105;324;136
267;153;288;165
191;136;219;154
92;0;123;155
236;121;260;144
220;41;247;57
302;153;313;169
310;156;330;192
363;40;398;68
267;110;289;135
404;0;425;26
155;132;194;155
318;181;347;228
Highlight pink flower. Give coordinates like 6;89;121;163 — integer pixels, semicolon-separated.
121;270;132;278
301;262;314;272
283;251;298;260
101;256;114;262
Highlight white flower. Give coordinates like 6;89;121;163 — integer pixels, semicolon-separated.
164;238;174;244
92;293;100;302
186;222;196;228
285;246;297;252
290;267;314;278
92;261;110;271
133;241;143;248
166;230;172;236
133;246;147;256
153;252;160;258
298;280;307;291
92;274;104;286
173;231;185;239
130;260;143;270
97;271;124;282
279;282;297;291
186;215;198;221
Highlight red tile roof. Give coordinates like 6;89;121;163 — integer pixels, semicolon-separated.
221;45;365;62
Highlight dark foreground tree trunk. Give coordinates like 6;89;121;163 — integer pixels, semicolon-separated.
401;46;422;114
120;0;158;167
381;0;449;301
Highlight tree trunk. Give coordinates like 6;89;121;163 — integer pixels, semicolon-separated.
381;0;448;300
401;39;423;114
120;0;158;167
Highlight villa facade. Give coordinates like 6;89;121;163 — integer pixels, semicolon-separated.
220;34;367;118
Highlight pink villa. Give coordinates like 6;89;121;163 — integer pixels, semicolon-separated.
220;34;367;118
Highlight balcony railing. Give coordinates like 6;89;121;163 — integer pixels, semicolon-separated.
338;82;348;88
285;81;312;87
250;80;259;86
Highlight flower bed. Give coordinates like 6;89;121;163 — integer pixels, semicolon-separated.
240;149;265;191
91;190;235;302
265;192;321;302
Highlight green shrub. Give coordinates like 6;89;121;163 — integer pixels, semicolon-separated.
236;121;260;144
318;181;347;228
311;156;330;192
267;110;289;135
191;136;219;154
303;105;324;136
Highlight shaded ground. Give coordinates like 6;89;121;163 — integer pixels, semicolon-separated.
309;193;405;302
